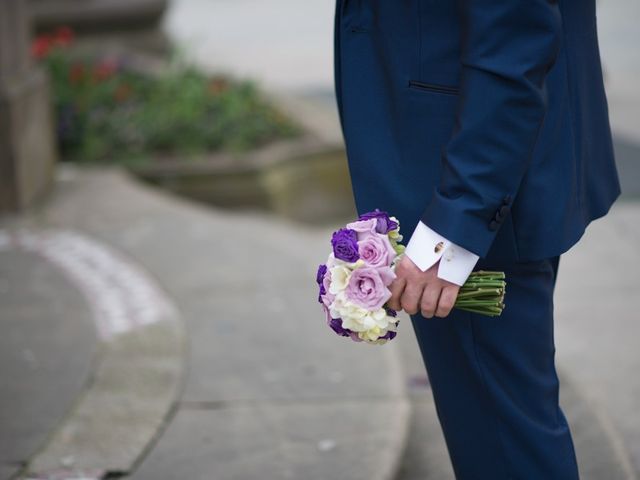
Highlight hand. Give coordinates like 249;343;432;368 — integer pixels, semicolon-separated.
388;255;460;318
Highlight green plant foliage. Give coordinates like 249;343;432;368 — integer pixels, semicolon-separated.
40;47;301;164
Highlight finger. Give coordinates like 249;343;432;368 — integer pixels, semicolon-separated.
401;283;423;315
420;284;442;318
387;277;406;311
435;285;460;318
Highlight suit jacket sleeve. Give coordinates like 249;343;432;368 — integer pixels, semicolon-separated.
420;0;563;258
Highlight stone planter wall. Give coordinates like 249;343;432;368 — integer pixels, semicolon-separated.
131;136;356;225
29;0;168;31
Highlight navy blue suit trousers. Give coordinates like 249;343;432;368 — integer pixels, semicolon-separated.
409;256;578;479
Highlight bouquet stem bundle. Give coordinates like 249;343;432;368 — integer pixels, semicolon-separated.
454;270;506;316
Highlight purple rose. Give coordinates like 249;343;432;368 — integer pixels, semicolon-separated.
345;266;396;310
323;305;352;337
380;330;397;340
316;264;328;302
316;264;327;286
358;233;397;268
358;209;398;234
329;318;352;337
331;228;360;262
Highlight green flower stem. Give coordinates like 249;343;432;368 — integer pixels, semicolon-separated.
452;270;507;317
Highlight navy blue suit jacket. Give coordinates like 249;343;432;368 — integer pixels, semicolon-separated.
334;0;621;262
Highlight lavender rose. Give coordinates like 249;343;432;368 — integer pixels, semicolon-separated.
345;266;396;310
321;270;335;309
358;233;397;268
331;228;360;262
345;218;378;241
358;209;398;234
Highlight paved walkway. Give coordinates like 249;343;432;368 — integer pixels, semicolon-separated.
1;167;408;480
1;163;639;479
0;249;97;480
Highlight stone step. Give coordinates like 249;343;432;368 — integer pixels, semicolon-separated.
14;165;412;480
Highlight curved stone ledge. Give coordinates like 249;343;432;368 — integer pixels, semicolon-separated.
130;135;355;224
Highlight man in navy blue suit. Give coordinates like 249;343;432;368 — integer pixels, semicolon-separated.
334;0;621;478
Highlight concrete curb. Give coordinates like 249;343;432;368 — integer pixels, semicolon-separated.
0;226;188;479
26;321;186;477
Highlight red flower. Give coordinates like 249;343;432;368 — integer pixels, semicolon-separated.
30;26;74;59
31;35;53;59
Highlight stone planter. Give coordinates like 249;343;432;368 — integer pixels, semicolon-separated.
28;0;171;58
29;0;168;31
130;135;356;224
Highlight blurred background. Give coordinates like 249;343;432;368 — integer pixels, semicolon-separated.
0;1;638;479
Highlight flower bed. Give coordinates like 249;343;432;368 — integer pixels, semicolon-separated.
33;27;301;165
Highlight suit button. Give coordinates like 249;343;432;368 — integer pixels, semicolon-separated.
503;194;512;204
498;205;510;217
489;220;499;231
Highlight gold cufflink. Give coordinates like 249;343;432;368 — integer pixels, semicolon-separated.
434;241;444;253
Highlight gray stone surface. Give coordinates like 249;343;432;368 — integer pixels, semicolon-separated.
28;321;184;474
4;167;640;479
0;0;58;213
12;166;410;480
182;287;403;403
394;326;455;480
555;201;640;477
29;0;168;29
0;249;97;475
613;135;640;199
559;373;633;480
132;399;407;480
0;466;16;480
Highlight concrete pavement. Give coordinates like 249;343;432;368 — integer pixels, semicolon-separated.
0;249;97;480
2;162;639;479
1;166;409;480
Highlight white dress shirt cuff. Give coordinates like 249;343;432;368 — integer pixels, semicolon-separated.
404;221;480;286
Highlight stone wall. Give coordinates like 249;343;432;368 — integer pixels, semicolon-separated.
29;0;168;32
0;0;58;213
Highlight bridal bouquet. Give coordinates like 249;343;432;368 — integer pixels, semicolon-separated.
316;209;506;345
